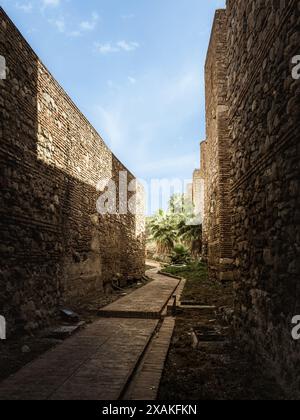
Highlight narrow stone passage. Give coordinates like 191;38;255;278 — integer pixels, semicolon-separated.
0;268;179;400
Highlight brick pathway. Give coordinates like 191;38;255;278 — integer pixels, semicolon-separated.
0;268;180;401
0;318;158;400
99;273;179;319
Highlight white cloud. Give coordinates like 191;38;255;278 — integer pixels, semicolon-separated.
16;2;33;13
79;12;99;32
95;42;119;54
43;0;60;7
121;14;135;20
49;12;99;37
51;17;65;33
117;40;139;52
107;80;121;90
68;30;81;38
128;76;136;85
95;40;140;55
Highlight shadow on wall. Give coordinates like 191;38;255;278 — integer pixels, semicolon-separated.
0;8;145;335
225;0;300;396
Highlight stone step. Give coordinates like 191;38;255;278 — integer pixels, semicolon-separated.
98;276;180;319
98;310;163;320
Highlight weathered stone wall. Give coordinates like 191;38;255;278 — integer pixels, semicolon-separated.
200;141;208;258
192;169;204;222
0;8;145;334
203;9;233;281
226;0;300;394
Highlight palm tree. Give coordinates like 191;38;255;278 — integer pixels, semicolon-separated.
168;193;194;217
177;219;202;257
148;210;177;255
147;194;203;259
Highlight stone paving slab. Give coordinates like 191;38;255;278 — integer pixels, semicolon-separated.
123;317;176;401
0;318;158;400
98;273;180;319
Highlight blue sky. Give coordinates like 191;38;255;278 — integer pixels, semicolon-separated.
2;0;225;205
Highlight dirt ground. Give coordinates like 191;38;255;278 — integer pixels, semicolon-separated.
158;262;285;401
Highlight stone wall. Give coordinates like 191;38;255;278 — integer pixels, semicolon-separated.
191;141;206;225
0;8;145;334
226;0;300;394
203;9;233;281
200;141;208;258
192;169;203;222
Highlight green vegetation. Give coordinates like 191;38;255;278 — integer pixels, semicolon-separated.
170;244;191;265
147;194;202;261
162;261;208;303
162;261;207;282
161;261;233;307
147;209;178;255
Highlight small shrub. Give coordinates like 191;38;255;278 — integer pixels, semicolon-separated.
170;244;191;265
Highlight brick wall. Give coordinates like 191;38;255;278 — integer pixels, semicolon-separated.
226;0;300;394
0;8;145;334
203;10;233;281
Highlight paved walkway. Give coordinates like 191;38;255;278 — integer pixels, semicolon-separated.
99;272;179;319
0;267;180;400
123;317;175;400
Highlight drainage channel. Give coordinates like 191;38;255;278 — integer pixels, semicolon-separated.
122;317;175;401
118;318;164;400
118;275;185;400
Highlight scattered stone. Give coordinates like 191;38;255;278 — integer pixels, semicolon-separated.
21;345;31;354
192;327;225;348
59;308;80;323
47;322;85;340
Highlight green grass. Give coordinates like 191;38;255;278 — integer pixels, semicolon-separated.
162;262;208;303
161;261;233;306
162;261;207;281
